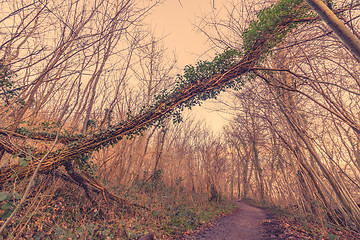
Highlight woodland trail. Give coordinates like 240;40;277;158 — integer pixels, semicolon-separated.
185;201;267;240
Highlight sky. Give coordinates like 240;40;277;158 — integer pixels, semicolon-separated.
149;1;215;66
148;0;233;133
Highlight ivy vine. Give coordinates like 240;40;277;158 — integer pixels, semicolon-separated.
3;0;316;176
0;58;22;105
243;0;312;54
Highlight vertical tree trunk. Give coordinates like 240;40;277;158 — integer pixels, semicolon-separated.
304;0;360;60
252;140;265;200
266;64;360;227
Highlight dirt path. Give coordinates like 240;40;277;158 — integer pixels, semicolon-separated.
185;201;267;240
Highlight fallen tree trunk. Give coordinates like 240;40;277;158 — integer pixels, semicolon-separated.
0;0;310;184
0;53;256;183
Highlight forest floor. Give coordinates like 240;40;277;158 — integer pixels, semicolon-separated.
3;170;360;239
184;200;360;240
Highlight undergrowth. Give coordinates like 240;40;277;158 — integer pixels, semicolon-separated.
242;198;360;240
0;170;236;239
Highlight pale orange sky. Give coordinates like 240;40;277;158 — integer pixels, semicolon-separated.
149;0;216;67
148;0;232;133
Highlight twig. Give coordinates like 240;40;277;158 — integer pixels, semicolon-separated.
0;130;60;234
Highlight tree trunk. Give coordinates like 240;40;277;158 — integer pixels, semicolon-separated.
304;0;360;60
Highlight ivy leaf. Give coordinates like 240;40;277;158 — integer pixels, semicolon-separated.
18;158;28;167
2;202;13;210
328;234;339;240
25;155;32;161
0;192;10;201
54;226;64;237
1;209;12;219
12;152;21;159
14;193;21;200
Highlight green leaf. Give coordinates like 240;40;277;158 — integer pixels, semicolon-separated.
12;152;21;159
2;202;13;210
76;227;82;233
25;155;32;161
0;192;10;201
328;234;339;240
54;226;63;236
18;158;28;167
14;193;21;200
1;209;12;219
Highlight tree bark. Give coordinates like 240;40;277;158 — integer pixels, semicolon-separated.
304;0;360;60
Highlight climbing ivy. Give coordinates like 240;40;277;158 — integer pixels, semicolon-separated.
3;0;315;175
75;154;98;177
0;58;22;105
151;48;244;125
144;0;311;130
10;0;312;144
243;0;311;53
177;48;243;85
